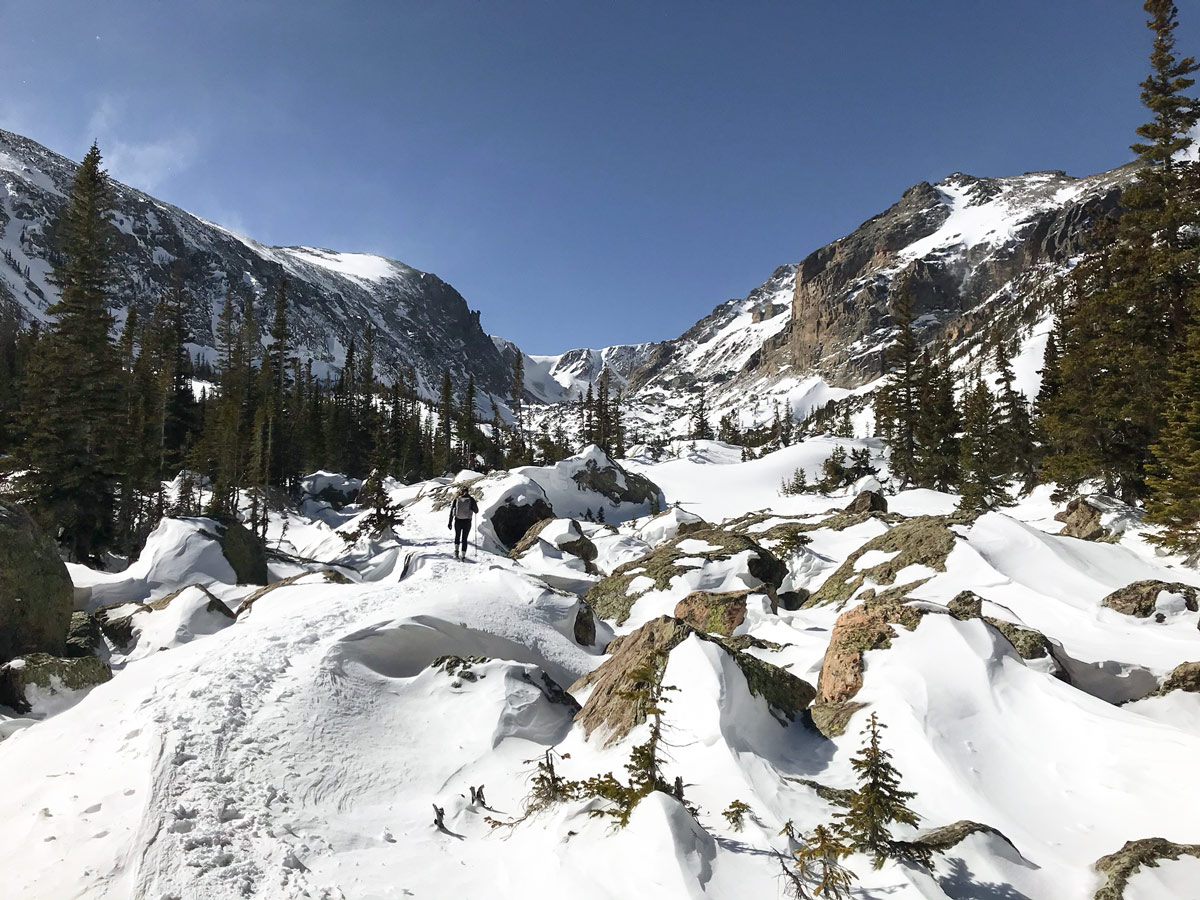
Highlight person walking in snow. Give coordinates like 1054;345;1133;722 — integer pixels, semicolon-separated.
448;488;479;559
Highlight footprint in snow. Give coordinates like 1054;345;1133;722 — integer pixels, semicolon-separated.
83;803;102;814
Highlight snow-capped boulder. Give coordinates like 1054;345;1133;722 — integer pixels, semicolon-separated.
0;499;74;662
510;518;598;567
634;506;707;547
300;471;363;508
1101;580;1199;619
807;515;957;607
584;526;787;625
570;615;814;745
1055;494;1139;542
673;589;763;637
847;489;888;515
0;652;112;714
92;601;150;648
517;445;665;524
70;517;264;611
123;585;237;660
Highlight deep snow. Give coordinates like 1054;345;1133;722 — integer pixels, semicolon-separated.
2;441;1199;900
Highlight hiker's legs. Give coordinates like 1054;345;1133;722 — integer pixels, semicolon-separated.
454;518;470;554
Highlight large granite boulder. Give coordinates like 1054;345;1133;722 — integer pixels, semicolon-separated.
208;516;269;585
674;589;761;636
1092;838;1200;900
0;652;112;713
570;616;814;744
0;500;74;662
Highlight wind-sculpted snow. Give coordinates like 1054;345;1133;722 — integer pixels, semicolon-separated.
5;443;1200;898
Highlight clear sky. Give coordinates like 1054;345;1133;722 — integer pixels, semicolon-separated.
1;1;1195;353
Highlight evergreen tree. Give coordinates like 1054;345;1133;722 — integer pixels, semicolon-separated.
958;378;1010;513
436;369;455;473
834;713;923;870
20;143;124;560
1146;320;1200;554
789;825;857;900
913;352;960;491
690;389;713;441
881;280;920;488
1039;1;1199;501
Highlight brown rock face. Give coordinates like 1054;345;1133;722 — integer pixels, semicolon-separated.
1055;497;1110;542
1092;838;1200;900
788;172;1128;388
847;491;888;515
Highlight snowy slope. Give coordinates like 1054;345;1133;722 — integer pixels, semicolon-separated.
4;441;1200;899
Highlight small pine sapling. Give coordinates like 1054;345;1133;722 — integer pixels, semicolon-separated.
791;824;857;899
834;712;928;870
485;748;584;828
723;799;752;831
780;467;809;495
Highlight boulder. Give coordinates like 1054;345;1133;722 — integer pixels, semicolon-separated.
63;612;104;659
1151;661;1200;697
208;516;269;585
0;500;74;661
674;589;760;636
635;506;707;547
847;490;888;515
1101;580;1198;619
574;601;597;647
1055;495;1138;543
491;497;557;550
567;446;662;509
807;516;957;608
1093;838;1200;900
914;820;1025;859
570;615;814;744
0;652;112;713
585;525;787;624
812;596;930;736
510;518;598;566
93;601;151;648
237;570;351;618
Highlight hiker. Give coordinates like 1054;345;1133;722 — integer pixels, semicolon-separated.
447;488;479;559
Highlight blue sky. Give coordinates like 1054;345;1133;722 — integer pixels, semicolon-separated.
1;1;1195;353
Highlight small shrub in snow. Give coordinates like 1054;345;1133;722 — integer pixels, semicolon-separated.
786;824;856;899
722;799;752;832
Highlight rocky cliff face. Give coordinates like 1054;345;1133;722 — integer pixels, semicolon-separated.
0;129;510;399
787;166;1136;387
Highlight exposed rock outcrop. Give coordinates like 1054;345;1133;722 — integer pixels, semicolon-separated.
0;500;74;662
207;517;269;585
0;652;112;713
847;490;888;515
148;583;236;620
510;518;598;566
93;601;151;648
673;589;759;636
491;498;557;550
807;516;957;608
1102;581;1199;619
570;616;814;744
1150;661;1200;697
63;612;104;659
585;526;786;624
1092;838;1200;900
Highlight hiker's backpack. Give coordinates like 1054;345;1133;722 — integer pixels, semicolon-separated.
454;495;474;518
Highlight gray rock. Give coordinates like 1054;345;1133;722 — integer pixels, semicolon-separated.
0;500;74;662
1102;581;1198;619
63;612;104;659
0;652;112;713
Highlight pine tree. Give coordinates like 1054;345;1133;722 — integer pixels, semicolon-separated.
882;280;920;488
789;825;857;899
1146;319;1200;554
913;352;959;491
436;369;455;473
958;378;1010;513
690;389;713;441
510;352;528;464
20;143;124;560
1039;1;1199;501
992;339;1036;491
834;713;923;870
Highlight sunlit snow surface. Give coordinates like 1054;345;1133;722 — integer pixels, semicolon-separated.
2;442;1200;899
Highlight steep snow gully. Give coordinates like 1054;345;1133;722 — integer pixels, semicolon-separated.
3;444;1200;900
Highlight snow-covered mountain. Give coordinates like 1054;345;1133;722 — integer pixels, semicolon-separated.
524;163;1137;438
0;128;511;400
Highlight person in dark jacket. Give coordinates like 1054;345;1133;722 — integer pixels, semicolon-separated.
448;488;479;559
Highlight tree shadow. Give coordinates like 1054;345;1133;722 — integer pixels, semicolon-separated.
935;856;1032;900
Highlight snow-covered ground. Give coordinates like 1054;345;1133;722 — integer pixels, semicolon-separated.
2;442;1199;899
